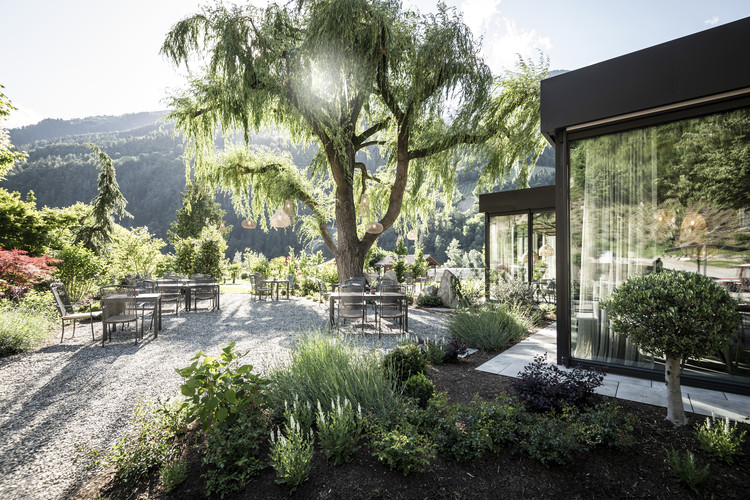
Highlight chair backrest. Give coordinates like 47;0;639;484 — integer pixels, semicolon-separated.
50;282;75;315
345;276;366;288
377;278;396;291
339;284;364;312
317;278;328;295
99;285;131;299
157;284;182;297
380;283;402;301
191;273;214;283
102;295;137;322
254;273;266;288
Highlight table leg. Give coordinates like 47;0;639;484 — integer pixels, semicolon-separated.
405;299;408;332
329;295;334;330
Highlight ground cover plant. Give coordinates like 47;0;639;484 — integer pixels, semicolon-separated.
78;341;750;500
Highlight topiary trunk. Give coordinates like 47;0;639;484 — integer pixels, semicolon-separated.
665;354;687;426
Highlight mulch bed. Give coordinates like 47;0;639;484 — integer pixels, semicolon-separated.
74;351;750;500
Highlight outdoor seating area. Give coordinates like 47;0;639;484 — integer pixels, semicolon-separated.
3;6;750;499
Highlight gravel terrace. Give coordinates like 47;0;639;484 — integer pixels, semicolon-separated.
0;294;450;500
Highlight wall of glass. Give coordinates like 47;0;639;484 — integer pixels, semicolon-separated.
569;106;750;382
488;212;556;302
488;214;528;281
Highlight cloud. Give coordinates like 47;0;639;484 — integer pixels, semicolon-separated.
457;0;550;73
704;16;719;26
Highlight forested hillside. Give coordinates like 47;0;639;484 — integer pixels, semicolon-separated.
2;112;553;263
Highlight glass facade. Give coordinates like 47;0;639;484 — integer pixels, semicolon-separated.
488;212;556;301
569;107;750;382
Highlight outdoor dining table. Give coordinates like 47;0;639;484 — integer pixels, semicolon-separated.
262;279;290;301
328;290;408;331
101;292;163;337
156;281;220;311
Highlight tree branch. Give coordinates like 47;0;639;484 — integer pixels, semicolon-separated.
357;140;387;150
355;162;382;184
354;119;391;146
408;132;492;160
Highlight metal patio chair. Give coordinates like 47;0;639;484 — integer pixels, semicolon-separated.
50;282;101;343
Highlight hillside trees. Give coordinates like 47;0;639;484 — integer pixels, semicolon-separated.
162;0;547;279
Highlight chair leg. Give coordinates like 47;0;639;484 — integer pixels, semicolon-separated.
60;320;65;343
90;319;95;341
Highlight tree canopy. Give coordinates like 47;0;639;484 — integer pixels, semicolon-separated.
162;0;547;277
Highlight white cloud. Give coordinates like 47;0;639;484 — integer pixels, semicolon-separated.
456;0;551;73
705;16;719;26
481;17;552;73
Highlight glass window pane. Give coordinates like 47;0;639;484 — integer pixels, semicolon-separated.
569;107;750;382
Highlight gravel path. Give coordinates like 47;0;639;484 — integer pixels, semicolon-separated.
0;294;449;499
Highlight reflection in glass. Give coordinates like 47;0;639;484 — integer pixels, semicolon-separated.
488;212;556;302
569;107;750;382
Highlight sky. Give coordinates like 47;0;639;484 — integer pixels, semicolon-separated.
1;0;749;129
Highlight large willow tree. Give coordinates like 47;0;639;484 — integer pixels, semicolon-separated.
162;0;546;278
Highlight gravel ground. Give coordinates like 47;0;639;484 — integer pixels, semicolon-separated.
0;294;449;500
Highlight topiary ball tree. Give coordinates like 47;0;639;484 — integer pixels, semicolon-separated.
607;270;739;426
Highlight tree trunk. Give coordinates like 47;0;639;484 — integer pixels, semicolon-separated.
336;246;368;282
664;354;687;426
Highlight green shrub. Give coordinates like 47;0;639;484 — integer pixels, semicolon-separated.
298;276;320;296
448;303;530;350
695;414;746;463
570;402;636;450
415;393;521;463
269;415;315;493
202;410;266;498
402;373;435;408
240;272;249;280
81;400;189;485
421;393;485;463
382;344;427;386
665;447;709;493
52;243;102;303
316;397;363;466
519;411;582;466
416;293;443;307
0;290;56;356
160;460;187;493
269;332;399;418
370;423;436;476
489;277;536;309
418;337;447;364
176;342;268;430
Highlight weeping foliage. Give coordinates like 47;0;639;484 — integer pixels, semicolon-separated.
162;0;546;269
